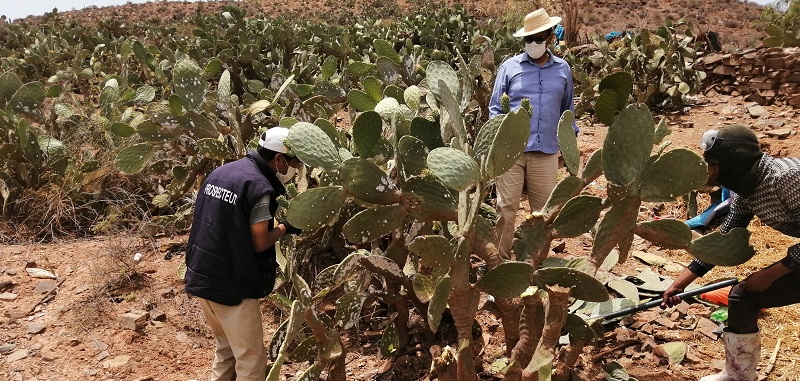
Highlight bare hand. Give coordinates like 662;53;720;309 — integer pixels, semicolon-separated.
661;283;684;307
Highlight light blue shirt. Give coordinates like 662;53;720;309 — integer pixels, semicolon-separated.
489;51;578;154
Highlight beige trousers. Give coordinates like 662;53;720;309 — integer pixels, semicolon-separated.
197;298;268;381
495;152;559;259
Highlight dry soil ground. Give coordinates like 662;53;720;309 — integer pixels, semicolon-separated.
2;93;800;381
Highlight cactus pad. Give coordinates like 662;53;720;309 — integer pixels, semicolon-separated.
342;205;407;243
404;85;421;112
116;143;154;174
512;213;550;262
398;135;429;177
633;219;692;249
427;147;481;191
557;110;580;176
687;227;755;266
534;267;610;302
563;313;598;342
550;196;603;238
581;149;603;183
172;58;206;110
347;89;377;112
426;60;460;101
352;111;383;158
473;115;505;163
196;138;234;161
339;158;401;205
475;261;535;298
602;105;655;187
408;235;455;268
427;275;451;333
639;148;707;202
486;107;530;179
286;122;342;171
542;176;585;216
401;177;458;221
592;196;641;261
410;116;445;150
286;186;346;230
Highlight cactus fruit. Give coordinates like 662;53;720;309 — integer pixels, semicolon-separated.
500;93;510;113
474;261;535;298
339;158;401;205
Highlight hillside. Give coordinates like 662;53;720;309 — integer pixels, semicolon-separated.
7;0;768;48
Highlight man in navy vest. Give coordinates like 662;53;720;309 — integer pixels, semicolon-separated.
185;127;303;381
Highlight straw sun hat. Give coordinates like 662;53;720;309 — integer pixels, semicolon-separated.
512;9;562;38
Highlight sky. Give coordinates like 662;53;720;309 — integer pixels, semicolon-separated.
2;0;779;22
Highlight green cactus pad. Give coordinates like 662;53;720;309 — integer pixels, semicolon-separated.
116;143;154;174
286;186;346;230
410;117;444;150
486;108;530;179
339;158;401;205
10;82;45;115
320;55;338;80
352;111;383;158
654;117;671;145
379;319;400;357
436;79;467;145
534;267;610;302
401;177;458;221
218;70;232;106
376;57;403;84
314;118;344;147
333;250;369;285
687;227;755;266
475;261;535;298
426;60;460;101
512;213;550;262
599;71;633;98
342;205;407;244
427;275;451;333
347;61;376;76
473;115;505;163
412;273;435;303
374;39;402;64
134;85;157;105
384;85;405;105
639;148;707;202
335;292;368;330
313;80;346;102
408;235;455;268
361;254;406;281
564;313;598;342
286;122;342;170
542;176;585;216
602;105;655;187
288;336;317;363
196;138;234;161
581;149;604;183
180;111;220;139
363;76;384;103
172;58;206;110
592;196;641;260
634;219;692;249
347;89;377;112
0;72;23;102
427;147;481;191
557;110;580;176
375;97;412;122
551;196;603;238
108;123;136;138
398;135;429;177
404;85;421;112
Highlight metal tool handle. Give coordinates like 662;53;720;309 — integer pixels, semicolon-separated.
599;278;739;322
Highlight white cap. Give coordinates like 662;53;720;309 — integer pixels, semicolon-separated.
258;127;290;153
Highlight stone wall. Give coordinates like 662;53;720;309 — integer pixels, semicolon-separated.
695;47;800;108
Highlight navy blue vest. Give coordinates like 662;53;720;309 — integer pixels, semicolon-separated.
184;151;284;306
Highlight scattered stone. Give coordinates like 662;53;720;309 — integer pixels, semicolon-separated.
0;292;18;301
27;322;45;334
175;332;191;343
696;318;720;340
0;343;16;354
40;349;56;362
34;280;57;294
73;285;90;294
747;104;769;118
134;377;155;381
6;349;29;362
6;268;18;275
655;317;677;329
149;309;166;321
755;118;787;128
6;310;27;319
95;350;110;361
765;128;793;139
720;105;739;115
101;354;131;368
118;311;149;331
25;268;57;279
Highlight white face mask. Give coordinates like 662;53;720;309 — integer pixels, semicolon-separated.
525;41;548;60
276;156;297;184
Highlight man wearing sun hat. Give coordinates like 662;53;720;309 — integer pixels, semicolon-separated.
663;124;800;380
490;8;579;259
185;127;303;381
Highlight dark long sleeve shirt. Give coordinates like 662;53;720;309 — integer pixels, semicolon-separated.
688;154;800;276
